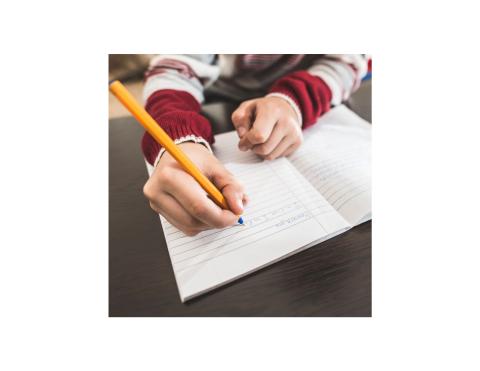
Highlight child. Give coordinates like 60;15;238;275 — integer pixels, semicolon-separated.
142;54;369;235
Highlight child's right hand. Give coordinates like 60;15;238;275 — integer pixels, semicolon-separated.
143;142;247;236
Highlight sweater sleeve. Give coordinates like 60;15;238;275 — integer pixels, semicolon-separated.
142;55;220;166
269;54;369;129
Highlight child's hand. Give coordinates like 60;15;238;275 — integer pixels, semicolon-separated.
231;96;303;160
143;142;247;236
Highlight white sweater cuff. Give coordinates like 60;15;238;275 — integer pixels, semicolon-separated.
153;135;213;167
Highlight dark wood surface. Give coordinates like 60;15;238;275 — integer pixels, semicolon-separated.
109;89;371;316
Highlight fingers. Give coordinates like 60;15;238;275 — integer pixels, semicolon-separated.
222;185;247;215
164;170;239;229
144;144;246;236
231;100;256;138
283;143;301;157
210;165;246;215
149;193;209;236
251;124;286;158
144;175;209;236
263;133;302;160
239;104;278;151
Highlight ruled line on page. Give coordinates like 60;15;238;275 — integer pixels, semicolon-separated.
174;216;314;273
146;110;362;301
287;107;371;226
166;187;332;243
170;201;317;258
160;159;339;272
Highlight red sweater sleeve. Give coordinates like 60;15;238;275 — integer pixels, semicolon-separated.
142;89;214;165
269;70;332;129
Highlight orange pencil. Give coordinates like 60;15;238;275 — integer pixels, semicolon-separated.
109;80;244;225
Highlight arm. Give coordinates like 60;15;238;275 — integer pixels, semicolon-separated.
142;54;220;166
231;55;369;159
268;54;370;128
142;55;247;235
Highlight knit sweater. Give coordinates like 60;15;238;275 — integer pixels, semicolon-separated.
142;54;370;166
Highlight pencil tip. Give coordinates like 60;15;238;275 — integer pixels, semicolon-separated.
238;217;244;225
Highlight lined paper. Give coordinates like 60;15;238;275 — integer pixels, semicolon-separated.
148;131;349;301
289;105;371;226
145;104;370;301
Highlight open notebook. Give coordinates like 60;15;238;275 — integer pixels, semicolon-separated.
146;105;371;302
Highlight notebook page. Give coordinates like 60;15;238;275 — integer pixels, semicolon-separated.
288;105;371;226
147;132;349;301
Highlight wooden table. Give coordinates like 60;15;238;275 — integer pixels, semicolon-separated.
109;88;371;316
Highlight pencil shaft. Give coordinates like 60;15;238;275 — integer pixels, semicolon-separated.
109;81;228;209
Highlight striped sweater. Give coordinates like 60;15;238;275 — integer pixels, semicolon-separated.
142;54;370;166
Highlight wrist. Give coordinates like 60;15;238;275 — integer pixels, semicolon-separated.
157;141;211;168
266;92;303;127
154;135;213;167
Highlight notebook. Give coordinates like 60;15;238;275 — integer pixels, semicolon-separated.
146;105;371;302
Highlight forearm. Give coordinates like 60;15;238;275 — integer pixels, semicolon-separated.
142;89;214;166
308;54;369;105
268;70;332;129
142;55;219;166
268;54;369;128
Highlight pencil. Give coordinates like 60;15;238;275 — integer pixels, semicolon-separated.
109;80;244;225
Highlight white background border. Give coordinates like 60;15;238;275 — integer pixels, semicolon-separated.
1;1;479;370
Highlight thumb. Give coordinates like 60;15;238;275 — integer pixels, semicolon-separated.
231;100;256;138
210;165;246;215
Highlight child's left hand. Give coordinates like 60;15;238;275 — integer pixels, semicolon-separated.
231;96;303;160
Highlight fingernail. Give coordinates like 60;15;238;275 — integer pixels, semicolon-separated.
236;199;244;212
238;127;246;137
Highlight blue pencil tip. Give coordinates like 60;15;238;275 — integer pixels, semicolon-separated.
238;217;244;225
